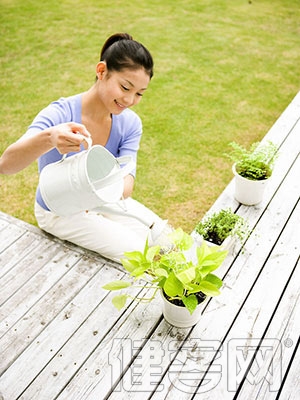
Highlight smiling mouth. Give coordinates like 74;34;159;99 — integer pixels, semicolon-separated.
115;100;126;109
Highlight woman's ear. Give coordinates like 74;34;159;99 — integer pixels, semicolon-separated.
96;62;107;80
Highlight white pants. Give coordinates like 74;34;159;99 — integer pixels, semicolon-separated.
35;199;167;262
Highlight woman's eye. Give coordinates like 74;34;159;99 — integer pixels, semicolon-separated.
121;85;129;91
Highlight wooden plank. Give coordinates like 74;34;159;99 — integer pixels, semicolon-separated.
0;211;47;236
0;223;26;254
0;246;81;337
55;289;164;400
0;254;108;373
0;211;42;237
0;231;43;279
269;117;300;185
0;211;92;258
0;218;9;234
0;260;123;399
262;91;300;146
105;317;194;400
277;340;300;400
237;258;300;399
0;236;64;305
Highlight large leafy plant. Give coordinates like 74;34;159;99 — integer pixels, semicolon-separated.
194;208;249;245
227;140;279;180
103;228;228;315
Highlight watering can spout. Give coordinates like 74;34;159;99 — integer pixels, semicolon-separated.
149;219;173;247
94;203;173;249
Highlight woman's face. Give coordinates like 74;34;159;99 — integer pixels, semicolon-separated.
96;63;150;114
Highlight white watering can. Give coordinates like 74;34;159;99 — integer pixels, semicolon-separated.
39;138;171;242
39;137;172;244
39;137;136;217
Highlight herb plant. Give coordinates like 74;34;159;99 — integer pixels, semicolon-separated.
194;208;249;245
227;140;279;180
103;228;228;315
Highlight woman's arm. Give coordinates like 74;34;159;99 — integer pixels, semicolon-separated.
0;122;90;175
123;174;135;198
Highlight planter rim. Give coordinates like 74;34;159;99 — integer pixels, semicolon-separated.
232;163;270;182
161;289;207;307
191;230;235;252
161;290;208;328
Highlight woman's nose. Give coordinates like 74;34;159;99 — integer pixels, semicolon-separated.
122;93;136;107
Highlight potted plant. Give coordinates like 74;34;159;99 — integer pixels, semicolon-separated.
102;228;228;328
226;140;279;205
192;208;249;251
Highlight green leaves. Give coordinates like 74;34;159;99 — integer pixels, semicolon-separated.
182;295;198;315
102;280;131;291
112;294;128;311
204;273;223;289
196;242;228;274
198;280;221;297
101;282;132;311
168;228;193;251
102;228;228;314
227;140;279;180
121;240;161;278
176;266;196;284
163;272;184;297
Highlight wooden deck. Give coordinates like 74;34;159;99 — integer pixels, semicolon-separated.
0;92;299;400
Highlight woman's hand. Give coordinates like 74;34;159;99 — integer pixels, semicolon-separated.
48;122;92;154
0;122;91;175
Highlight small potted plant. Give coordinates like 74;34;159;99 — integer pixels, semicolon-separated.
192;208;249;251
227;140;279;205
102;228;228;328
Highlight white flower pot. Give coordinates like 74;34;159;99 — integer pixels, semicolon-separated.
161;291;208;328
216;235;235;252
191;231;235;253
232;164;269;206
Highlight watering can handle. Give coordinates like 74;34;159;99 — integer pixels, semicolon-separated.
116;155;136;177
92;155;136;190
61;134;93;161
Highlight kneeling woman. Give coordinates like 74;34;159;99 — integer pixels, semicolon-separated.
0;33;170;262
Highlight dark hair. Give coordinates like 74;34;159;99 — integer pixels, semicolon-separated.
100;33;154;79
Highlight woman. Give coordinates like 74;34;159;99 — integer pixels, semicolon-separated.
0;33;169;262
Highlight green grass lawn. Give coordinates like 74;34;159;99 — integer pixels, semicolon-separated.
1;0;299;232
